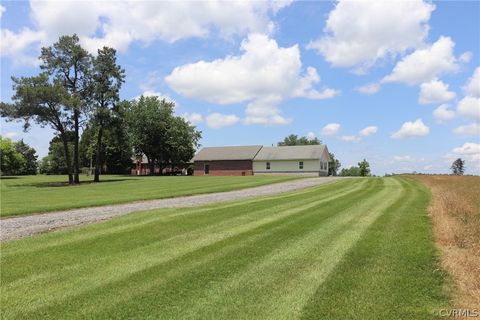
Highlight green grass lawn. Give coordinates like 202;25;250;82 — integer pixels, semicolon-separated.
0;177;449;319
0;174;299;217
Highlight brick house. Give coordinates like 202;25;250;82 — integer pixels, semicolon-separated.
192;145;263;176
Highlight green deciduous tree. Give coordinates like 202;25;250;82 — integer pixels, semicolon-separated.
126;96;201;175
339;166;361;176
0;137;25;176
14;140;38;175
328;152;341;176
358;159;371;177
39;132;75;175
277;134;321;146
451;158;465;175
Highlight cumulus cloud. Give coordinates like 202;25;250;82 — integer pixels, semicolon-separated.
418;79;456;104
459;51;473;63
0;4;5;18
206;113;240;129
463;67;480;98
0;28;45;65
307;0;434;71
448;142;480;166
433;104;455;123
383;36;460;85
355;82;381;95
359;126;378;137
166;34;338;125
453;123;480;136
2;1;291;63
391;119;429;139
321;123;340;136
182;112;204;125
457;96;480;120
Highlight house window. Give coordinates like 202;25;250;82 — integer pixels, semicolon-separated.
266;162;271;170
299;161;304;169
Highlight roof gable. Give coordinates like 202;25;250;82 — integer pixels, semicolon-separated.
193;145;263;161
253;145;327;161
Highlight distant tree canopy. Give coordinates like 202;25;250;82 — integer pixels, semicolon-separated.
328;152;341;176
126;96;201;175
277;134;321;146
339;159;371;177
39;132;75;175
451;158;465;175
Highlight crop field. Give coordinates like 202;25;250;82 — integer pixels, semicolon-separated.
0;175;298;217
410;175;480;310
0;177;450;319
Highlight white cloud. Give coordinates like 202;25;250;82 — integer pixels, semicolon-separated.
433;104;455;123
206;113;240;129
391;119;429;139
393;155;414;162
452;142;480;156
341;135;360;142
0;28;45;65
457;96;480;120
418;79;456;104
2;1;291;62
459;51;473;63
464;67;480;98
321;123;340;136
0;4;5;18
307;0;434;71
359;126;378;137
306;131;316;140
166;34;338;125
355;83;380;95
383;36;459;85
182;112;204;125
453;123;480;136
448;142;480;166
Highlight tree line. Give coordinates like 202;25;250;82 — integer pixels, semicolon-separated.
1;35;201;183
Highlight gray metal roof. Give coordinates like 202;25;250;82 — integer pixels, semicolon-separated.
193;145;263;161
253;145;327;161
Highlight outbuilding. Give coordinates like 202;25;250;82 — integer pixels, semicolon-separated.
192;144;330;176
253;145;329;176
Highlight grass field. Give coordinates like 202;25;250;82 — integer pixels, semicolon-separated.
0;177;449;319
410;175;480;310
0;174;299;217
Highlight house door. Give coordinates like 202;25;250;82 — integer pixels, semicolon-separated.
204;164;210;175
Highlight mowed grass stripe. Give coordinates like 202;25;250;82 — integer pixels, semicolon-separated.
179;178;401;319
1;179;369;318
299;177;449;320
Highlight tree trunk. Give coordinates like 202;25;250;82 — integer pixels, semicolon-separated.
94;126;103;182
148;157;155;176
73;109;80;184
60;132;74;184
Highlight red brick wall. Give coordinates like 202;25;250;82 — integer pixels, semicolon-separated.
194;160;253;176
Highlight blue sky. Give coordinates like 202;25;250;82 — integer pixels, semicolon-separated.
1;0;479;175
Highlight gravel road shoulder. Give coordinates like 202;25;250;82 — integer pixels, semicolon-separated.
1;177;344;242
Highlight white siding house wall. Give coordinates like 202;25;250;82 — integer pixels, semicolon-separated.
253;159;328;176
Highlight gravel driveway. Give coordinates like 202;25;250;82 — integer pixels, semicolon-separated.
1;177;343;242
